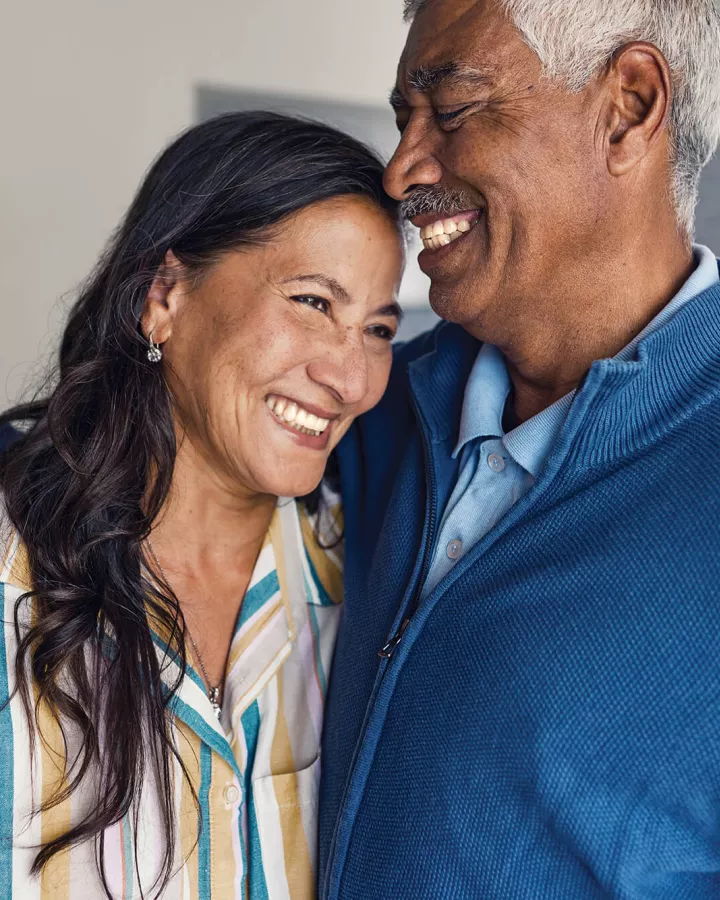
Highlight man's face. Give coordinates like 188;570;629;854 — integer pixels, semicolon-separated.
385;0;610;346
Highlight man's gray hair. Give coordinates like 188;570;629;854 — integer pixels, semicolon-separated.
403;0;720;237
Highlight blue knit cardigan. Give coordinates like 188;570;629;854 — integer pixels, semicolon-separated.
319;274;720;899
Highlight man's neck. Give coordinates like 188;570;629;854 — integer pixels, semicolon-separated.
499;238;696;424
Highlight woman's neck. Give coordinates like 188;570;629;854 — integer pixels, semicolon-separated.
147;433;278;685
153;436;275;572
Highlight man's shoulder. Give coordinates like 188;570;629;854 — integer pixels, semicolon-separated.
0;424;21;453
390;318;474;368
391;321;444;368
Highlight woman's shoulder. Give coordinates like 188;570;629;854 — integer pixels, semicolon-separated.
0;495;32;598
296;482;344;606
303;479;343;543
0;500;33;696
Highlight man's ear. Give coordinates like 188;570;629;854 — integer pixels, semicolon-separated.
602;41;672;177
140;251;186;347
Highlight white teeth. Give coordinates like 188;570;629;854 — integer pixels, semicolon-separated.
265;395;331;436
418;215;478;252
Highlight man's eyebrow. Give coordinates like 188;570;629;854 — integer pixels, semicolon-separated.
283;274;351;303
406;62;494;93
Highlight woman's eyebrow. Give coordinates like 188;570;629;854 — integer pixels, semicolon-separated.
283;274;402;320
283;273;351;302
376;302;404;321
390;88;407;110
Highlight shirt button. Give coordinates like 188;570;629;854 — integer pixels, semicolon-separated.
224;783;240;805
447;539;463;560
488;453;506;473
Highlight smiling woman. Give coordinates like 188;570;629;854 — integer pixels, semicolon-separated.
0;112;403;900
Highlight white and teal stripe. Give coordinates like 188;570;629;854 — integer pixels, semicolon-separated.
0;491;343;899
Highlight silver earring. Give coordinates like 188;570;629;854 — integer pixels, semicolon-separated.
147;331;163;363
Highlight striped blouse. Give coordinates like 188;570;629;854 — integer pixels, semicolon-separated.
0;493;343;899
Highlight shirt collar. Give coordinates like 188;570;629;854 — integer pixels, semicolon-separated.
454;343;510;457
452;342;569;476
503;392;575;478
1;493;343;752
454;244;720;477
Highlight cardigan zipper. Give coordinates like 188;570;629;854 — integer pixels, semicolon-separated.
323;350;608;899
377;391;439;660
323;391;440;899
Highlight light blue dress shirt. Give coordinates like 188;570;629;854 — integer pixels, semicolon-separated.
423;244;720;597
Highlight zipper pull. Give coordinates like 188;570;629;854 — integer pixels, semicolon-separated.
377;617;411;659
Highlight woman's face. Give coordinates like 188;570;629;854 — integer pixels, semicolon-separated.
153;196;404;499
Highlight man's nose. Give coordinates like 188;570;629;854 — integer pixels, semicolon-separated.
384;123;443;201
307;332;370;407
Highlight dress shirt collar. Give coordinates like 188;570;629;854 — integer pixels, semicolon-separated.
454;244;719;476
454;343;510;457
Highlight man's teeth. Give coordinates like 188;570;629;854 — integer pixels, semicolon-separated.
265;395;331;436
419;216;476;251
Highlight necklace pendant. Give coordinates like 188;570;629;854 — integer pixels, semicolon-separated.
208;686;222;720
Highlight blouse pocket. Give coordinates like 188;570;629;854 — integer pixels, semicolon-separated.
252;752;321;811
251;754;322;881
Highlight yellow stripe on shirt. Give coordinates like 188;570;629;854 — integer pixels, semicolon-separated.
0;490;343;898
36;698;72;900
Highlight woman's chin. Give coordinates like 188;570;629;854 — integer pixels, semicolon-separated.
253;461;326;501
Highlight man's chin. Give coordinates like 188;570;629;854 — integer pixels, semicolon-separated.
428;277;488;328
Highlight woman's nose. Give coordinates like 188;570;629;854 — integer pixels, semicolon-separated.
307;333;370;407
383;124;444;201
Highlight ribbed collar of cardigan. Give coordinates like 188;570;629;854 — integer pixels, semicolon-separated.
409;246;720;475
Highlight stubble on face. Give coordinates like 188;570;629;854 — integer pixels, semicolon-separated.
390;0;610;358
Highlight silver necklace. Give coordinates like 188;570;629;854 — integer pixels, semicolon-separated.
146;540;223;720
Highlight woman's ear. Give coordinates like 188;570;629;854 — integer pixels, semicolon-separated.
140;251;186;346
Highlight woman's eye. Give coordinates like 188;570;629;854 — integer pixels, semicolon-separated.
292;295;330;314
436;105;472;126
367;324;397;342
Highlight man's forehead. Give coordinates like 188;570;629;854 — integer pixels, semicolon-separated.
397;0;508;88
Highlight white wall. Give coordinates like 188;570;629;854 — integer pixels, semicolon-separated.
3;3;719;405
0;0;409;404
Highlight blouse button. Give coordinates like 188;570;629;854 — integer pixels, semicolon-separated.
224;783;240;805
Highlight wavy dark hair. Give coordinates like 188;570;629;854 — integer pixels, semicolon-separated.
0;111;399;897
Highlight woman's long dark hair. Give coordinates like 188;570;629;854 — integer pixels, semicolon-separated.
0;111;399;898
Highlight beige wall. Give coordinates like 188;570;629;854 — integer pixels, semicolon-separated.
0;0;408;404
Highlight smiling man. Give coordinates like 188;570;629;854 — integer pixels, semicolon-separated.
318;0;720;898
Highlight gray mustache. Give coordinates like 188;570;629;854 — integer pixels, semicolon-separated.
400;186;477;220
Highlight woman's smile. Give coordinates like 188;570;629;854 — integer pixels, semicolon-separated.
154;194;403;500
265;392;337;450
0;110;405;900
